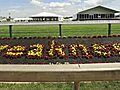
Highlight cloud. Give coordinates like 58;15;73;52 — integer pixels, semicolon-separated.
31;0;42;6
49;2;71;8
3;0;118;18
8;9;19;13
68;0;81;4
31;0;71;8
84;0;98;5
30;0;116;16
84;0;113;6
30;0;73;16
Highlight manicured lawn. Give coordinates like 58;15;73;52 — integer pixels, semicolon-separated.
0;81;120;90
0;24;120;37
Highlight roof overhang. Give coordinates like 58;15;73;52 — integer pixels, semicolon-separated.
30;12;62;18
78;5;120;14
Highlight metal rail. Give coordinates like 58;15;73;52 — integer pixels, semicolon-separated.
0;20;120;26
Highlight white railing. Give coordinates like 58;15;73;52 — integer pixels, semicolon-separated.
0;20;120;26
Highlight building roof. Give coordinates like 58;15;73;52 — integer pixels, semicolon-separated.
78;5;120;14
30;12;62;17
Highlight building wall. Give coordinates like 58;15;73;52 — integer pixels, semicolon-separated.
31;17;59;21
77;7;117;20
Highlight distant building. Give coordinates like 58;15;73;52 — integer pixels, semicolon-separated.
30;12;63;21
13;18;33;22
0;16;13;22
0;16;5;22
76;6;120;20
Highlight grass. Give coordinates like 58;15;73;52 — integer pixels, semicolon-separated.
0;81;120;90
0;24;120;37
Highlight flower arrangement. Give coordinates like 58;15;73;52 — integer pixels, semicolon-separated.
92;44;111;58
0;42;119;59
69;44;78;58
4;45;26;58
0;45;9;52
0;35;119;64
79;44;93;59
112;43;120;56
27;44;44;59
46;40;66;59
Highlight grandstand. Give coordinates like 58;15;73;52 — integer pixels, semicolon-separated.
76;5;120;20
30;12;63;21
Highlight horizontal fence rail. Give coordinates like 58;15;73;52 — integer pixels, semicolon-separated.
1;20;120;26
0;63;120;90
0;63;120;82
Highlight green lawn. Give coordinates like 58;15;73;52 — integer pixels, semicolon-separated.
0;24;120;37
0;81;120;90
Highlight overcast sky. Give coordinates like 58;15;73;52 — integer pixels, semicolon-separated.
0;0;120;18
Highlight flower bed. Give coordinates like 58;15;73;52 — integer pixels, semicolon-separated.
0;35;120;64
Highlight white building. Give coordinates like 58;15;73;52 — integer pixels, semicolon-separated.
30;12;63;21
13;18;33;22
76;5;120;20
0;17;6;22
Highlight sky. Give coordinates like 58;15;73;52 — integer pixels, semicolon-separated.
0;0;120;18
